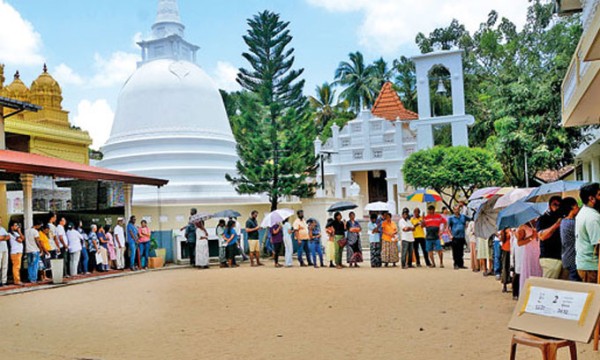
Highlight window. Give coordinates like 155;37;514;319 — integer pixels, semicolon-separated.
341;138;350;147
353;150;363;160
371;122;382;131
373;150;383;159
351;123;362;133
384;134;394;143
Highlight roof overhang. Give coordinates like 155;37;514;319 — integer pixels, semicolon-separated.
0;96;42;118
0;150;168;187
554;0;583;16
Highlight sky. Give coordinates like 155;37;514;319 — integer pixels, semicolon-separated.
1;0;531;149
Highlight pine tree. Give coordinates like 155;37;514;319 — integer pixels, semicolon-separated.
227;10;316;211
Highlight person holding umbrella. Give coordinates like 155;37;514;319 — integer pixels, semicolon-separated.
270;221;283;268
536;196;564;279
332;212;346;269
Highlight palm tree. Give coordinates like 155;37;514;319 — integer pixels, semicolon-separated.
309;82;337;134
393;56;417;112
334;51;378;112
372;57;394;92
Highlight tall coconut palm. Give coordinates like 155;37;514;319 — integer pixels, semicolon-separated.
309;82;337;134
334;51;378;112
392;56;417;112
372;57;395;93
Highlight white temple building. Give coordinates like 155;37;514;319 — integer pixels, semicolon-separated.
99;0;259;213
316;50;474;215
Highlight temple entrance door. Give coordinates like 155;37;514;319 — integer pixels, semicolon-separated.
368;170;388;203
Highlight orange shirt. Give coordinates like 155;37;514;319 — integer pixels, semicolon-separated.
381;220;398;242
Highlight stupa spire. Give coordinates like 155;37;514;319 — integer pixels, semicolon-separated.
152;0;185;38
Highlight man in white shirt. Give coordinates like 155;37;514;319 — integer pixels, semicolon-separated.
56;217;69;277
66;223;83;276
113;217;126;270
399;208;415;269
47;212;60;259
25;221;43;283
0;217;10;286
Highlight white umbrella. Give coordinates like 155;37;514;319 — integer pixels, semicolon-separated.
494;188;535;209
261;208;294;228
364;201;391;212
474;196;500;239
468;187;501;201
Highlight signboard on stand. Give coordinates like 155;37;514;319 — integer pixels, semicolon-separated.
509;277;600;343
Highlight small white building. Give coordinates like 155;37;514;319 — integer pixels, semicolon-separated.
315;50;475;215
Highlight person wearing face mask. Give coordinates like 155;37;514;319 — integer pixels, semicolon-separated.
576;183;600;283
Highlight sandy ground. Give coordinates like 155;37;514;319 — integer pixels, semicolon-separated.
0;254;598;360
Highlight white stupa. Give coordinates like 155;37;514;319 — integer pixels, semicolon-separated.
99;0;245;205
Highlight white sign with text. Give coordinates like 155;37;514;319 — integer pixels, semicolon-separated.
524;286;590;322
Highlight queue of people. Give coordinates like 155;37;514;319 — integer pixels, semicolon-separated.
0;213;155;287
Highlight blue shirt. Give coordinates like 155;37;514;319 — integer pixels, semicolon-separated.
126;223;138;243
368;222;380;243
448;214;469;238
224;228;238;246
184;222;196;243
88;231;98;252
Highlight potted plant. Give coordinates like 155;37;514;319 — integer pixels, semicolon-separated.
150;237;166;265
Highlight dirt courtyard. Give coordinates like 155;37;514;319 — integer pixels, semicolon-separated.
0;263;598;360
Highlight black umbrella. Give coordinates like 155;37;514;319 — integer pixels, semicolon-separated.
327;201;358;212
212;209;242;218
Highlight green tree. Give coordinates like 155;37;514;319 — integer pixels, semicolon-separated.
227;10;316;210
392;56;417;112
403;146;504;209
334;51;378;112
371;57;394;92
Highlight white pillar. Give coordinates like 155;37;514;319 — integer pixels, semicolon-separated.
583;161;591;182
21;174;33;230
124;183;133;221
414;124;434;150
451;121;469;147
395;120;404;158
591;157;600;182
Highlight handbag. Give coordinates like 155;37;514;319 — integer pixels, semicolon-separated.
337;237;347;248
95;251;104;265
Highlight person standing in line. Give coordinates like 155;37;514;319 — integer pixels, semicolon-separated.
113;218;126;270
510;227;523;300
224;219;239;268
77;221;90;275
499;228;512;292
8;221;24;286
399;208;415;269
282;218;294;268
346;212;362;267
575;183;600;283
411;208;430;267
447;205;470;270
25;221;43;283
232;217;248;262
466;220;479;272
308;219;324;268
56;217;69;278
97;226;110;272
516;220;542;294
560;197;581;281
245;211;263;267
424;205;446;268
104;225;117;270
66;223;83;277
126;216;139;271
137;220;151;270
38;225;52;281
332;212;346;269
381;212;399;267
537;196;564;279
216;219;228;268
0;217;10;286
88;225;100;273
181;208;197;267
293;210;312;267
270;222;283;268
46;213;60;261
195;220;210;269
440;207;452;250
368;214;382;268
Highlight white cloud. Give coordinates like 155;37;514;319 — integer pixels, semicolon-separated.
212;61;241;92
0;0;44;65
306;0;530;54
52;63;84;86
72;99;114;149
89;51;140;88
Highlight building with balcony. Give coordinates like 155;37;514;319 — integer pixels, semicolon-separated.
557;0;600;181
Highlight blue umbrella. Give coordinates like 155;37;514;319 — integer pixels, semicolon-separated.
496;201;548;230
525;180;588;203
212;209;242;218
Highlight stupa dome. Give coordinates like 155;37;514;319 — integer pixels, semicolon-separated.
99;0;246;205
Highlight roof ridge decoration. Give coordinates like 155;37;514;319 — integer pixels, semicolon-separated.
371;81;418;121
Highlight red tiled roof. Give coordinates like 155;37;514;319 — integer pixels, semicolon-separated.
0;150;168;186
371;82;418;121
534;165;575;184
